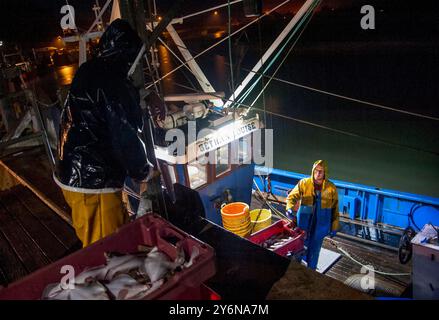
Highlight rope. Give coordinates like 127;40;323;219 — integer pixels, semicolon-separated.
248;4;317;111
157;37;210;88
254;176;411;277
232;64;439;122
327;238;412;276
252;178;291;221
145;0;292;90
250;107;439;156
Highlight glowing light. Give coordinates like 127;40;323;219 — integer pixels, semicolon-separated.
213;31;226;39
0;41;3;47
214;11;218;15
57;65;76;85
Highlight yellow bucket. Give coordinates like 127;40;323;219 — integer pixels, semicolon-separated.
221;202;251;237
250;209;272;233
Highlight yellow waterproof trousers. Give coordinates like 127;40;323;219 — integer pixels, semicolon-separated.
62;189;128;247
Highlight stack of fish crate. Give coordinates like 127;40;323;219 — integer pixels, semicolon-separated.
0;214;218;300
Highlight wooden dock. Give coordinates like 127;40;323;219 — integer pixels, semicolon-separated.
0;185;80;287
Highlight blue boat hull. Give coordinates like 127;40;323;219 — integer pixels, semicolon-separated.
254;166;439;232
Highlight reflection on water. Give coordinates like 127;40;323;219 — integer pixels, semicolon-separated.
158;44;174;93
56;64;77;87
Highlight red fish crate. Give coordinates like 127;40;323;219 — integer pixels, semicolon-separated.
249;219;305;257
0;214;217;300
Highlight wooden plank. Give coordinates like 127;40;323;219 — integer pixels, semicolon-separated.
0;146;72;223
0;230;28;285
324;267;350;282
325;270;343;282
321;232;411;296
44;190;71;215
10;186;80;251
0;160;72;224
0;188;68;261
0;194;51;273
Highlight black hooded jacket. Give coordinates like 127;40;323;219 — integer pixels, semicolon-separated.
56;19;150;190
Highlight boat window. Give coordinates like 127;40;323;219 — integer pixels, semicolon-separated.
239;136;251;164
187;156;208;189
215;144;230;177
168;164;176;184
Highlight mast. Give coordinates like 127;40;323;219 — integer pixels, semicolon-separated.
223;0;318;108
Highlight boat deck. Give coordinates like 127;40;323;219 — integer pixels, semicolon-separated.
0;146;411;297
249;187;412;297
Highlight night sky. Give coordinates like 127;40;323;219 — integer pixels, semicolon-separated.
1;0;437;47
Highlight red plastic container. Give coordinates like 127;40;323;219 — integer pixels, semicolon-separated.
174;284;221;300
249;219;305;257
0;214;216;300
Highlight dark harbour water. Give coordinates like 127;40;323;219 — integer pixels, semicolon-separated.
42;2;439;198
165;3;439;198
193;42;439;198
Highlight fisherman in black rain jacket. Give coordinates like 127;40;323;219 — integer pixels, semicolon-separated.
55;19;150;247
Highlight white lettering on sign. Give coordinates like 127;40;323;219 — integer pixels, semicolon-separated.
196;120;259;154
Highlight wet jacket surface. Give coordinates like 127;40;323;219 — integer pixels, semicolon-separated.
56;19;149;190
286;160;339;269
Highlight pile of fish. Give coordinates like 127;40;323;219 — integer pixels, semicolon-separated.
260;231;293;251
42;245;200;300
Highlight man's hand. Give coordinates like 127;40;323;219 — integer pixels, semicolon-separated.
286;209;297;226
139;180;148;195
138;169;161;194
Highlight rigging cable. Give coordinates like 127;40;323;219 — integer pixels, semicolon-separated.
171;82;438;156
157;37;208;90
234;0;321;109
257;13;268;128
145;0;293;90
250;106;438;156
248;1;318;113
238;66;439;121
227;0;236;105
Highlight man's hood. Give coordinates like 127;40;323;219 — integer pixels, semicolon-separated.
311;159;329;181
98;19;142;64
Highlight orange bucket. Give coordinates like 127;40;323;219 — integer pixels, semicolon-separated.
221;202;251;237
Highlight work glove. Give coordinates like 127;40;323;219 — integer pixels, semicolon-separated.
286;209;297;226
136;192;153;218
136;169;161;219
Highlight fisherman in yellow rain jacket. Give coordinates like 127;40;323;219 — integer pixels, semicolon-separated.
286;160;339;270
